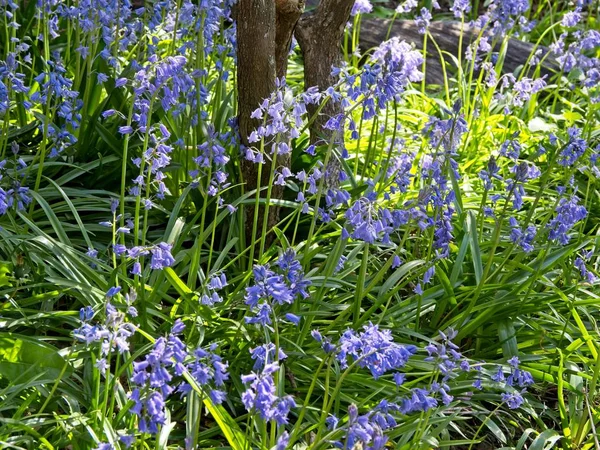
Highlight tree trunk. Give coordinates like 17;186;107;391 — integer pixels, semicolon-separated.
236;0;277;251
295;0;355;186
276;0;305;79
236;0;304;252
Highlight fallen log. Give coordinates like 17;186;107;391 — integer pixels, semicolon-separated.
358;18;558;85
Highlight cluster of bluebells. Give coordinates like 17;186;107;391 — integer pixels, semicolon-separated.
244;249;310;326
557;127;587;167
547;195;587;245
240;250;310;426
190;125;235;203
61;0;137;68
0;143;32;215
0;52;29;116
241;360;296;425
337;323;417;378
129;319;229;433
129;320;188;433
59;0;235;64
479;155;502;193
31;58;82;157
487;0;532;36
244;78;321;167
495;74;547;112
327;402;397;450
95;199;176;272
5;0;600;448
338;37;423;121
178;341;229;405
201;272;228;306
317;328;536;448
396;329;469;413
509;217;537;253
550;21;600;100
75;299;230;436
490;356;534;409
73;287;137;374
574;250;597;284
350;0;372;16
106;55;196;208
505;160;541;211
417;103;467;259
239;251;310;427
313;323;416;379
330;103;468;295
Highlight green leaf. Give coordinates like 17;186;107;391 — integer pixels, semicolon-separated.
163;267;215;321
0;333;71;382
466;211;483;285
498;319;518;358
95;122;123;155
529;429;561;450
0;262;12;288
28;192;71;245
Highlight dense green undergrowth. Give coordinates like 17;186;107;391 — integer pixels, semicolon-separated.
0;0;600;449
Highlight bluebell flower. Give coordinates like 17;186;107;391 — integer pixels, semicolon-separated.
129;321;192;434
501;391;525;409
393;372;405;386
79;306;94;322
424;328;468;382
337;323;416;379
492;366;506;382
179;342;229;403
400;388;438;413
150;242;175;269
499;136;521;160
0;181;32;215
547;196;587;245
275;431;290;450
575;257;597;283
479;156;502;190
562;11;581;27
250;343;287;370
241;362;296;425
509;217;537;253
106;286;122;298
119;434;135;448
488;0;530;35
245;250;309;325
131;262;142;276
451;0;471;18
285;313;301;325
351;0;372;15
73;301;136;356
93;444;114;450
276;249;311;299
505;162;541;210
558;127;587;167
415;7;432;34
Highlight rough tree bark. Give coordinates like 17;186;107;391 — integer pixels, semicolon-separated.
236;0;304;249
236;0;276;249
295;0;355;185
276;0;305;79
